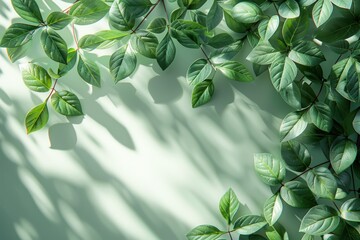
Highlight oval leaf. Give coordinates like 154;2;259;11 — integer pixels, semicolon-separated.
192;79;214;108
186;225;225;240
217;61;253;82
280;181;316;208
340;198;360;222
186;59;213;86
254;153;286;186
51;90;83;116
109;44;137;83
280;111;307;142
41;28;68;64
263;193;283;226
306;167;337;199
233;215;267;235
156;32;176;70
25;102;49;134
281;140;311;172
330;138;357;174
219;188;240;225
11;0;43;23
21;63;51;92
77;55;101;87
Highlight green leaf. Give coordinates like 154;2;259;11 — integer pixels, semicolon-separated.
258;15;279;41
282;14;309;46
206;0;223;30
279;83;302;109
11;0;43;23
192;79;214;108
0;23;38;48
330;0;352;9
219;188;240;225
269;56;297;91
216;61;253;82
170;20;205;48
210;40;242;64
340;198;360;222
330;138;357;174
306;167;337;199
316;17;360;43
249;235;267;240
308;102;333;132
131;31;158;59
263;193;283;226
280;181;316;208
6;42;31;63
312;0;333;27
353;109;360;135
51;91;83;116
186;225;225;240
122;0;152;18
70;0;110;25
41;28;68;64
233;215;267;235
77;55;101;87
279;0;300;19
301;234;314;240
232;2;263;24
25;102;49;134
342;223;360;239
300;205;340;235
58;48;78;76
109;44;137;83
21;63;51;92
207;33;234;49
280;111;307;142
79;30;129;50
224;11;249;33
147;18;167;34
254;153;286;186
156;33;176;70
46;12;73;30
180;0;207;9
343;62;360;102
109;0;135;31
281;140;311;172
246;41;281;65
326;40;350;54
288;41;325;66
299;0;317;7
186;59;213;86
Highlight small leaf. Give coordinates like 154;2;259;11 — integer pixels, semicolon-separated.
156;32;176;70
109;0;135;31
300;205;340;235
11;0;43;23
232;2;263;24
308;102;333;132
263;193;283;226
207;33;234;49
186;225;225;240
70;0;110;25
0;23;38;48
233;215;267;235
219;188;240;225
254;153;286;186
77;55;101;87
6;42;31;62
312;0;333;27
306;167;337;199
316;17;359;43
280;111;307;142
281;140;311;172
269;56;297;91
353;109;360;135
21;63;51;92
217;61;253;82
288;41;325;66
330;138;357;174
192;79;214;108
186;59;213;86
46;12;73;30
58;48;78;76
147;18;167;34
109;44;137;83
340;198;360;222
258;15;279;41
246;41;281;65
206;0;223;30
280;181;316;208
41;28;68;64
279;0;300;19
25;102;49;134
131;31;158;59
51;91;83;116
79;30;129;50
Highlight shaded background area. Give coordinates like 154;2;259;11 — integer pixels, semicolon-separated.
0;0;304;239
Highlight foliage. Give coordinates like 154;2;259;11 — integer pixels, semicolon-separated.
1;0;360;238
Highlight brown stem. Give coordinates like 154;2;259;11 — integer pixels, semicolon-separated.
46;79;58;102
133;0;161;33
72;23;79;50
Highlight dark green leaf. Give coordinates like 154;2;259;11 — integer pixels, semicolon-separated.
25;102;49;134
0;23;38;48
306;167;337;199
258;15;279;41
330;138;357;174
109;44;137;83
11;0;43;23
288;41;325;66
308;102;333;132
246;41;281;65
122;0;152;18
281;140;311;172
312;0;333;27
280;111;307;142
51;90;83;116
147;18;167;34
156;32;176;70
21;63;51;92
282;14;309;46
269;56;297;91
316;17;359;43
207;33;234;49
192;79;214;108
58;48;78;76
206;0;223;30
280;181;316;208
77;55;101;87
186;59;213;86
131;31;158;59
41;28;68;64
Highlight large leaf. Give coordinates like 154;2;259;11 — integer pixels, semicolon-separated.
246;41;281;65
21;63;51;92
280;111;307;142
308;102;333;132
186;225;224;240
306;167;337;199
263;193;283;226
233;215;267;235
6;42;31;63
340;198;360;222
58;48;78;76
51;91;83;116
258;15;279;41
300;205;340;235
122;0;152;18
186;59;213;86
208;33;234;49
77;55;101;87
170;20;205;48
147;18;167;34
219;188;240;225
0;23;38;48
11;0;43;23
282;14;309;46
330;138;357;174
280;181;316;208
288;41;325;66
46;12;73;30
279;83;302;109
192;79;214;108
109;44;137;83
352;108;360;135
156;33;176;70
344;62;360;102
109;0;135;31
41;28;68;64
330;0;352;9
206;0;223;30
281;140;311;172
254;153;286;186
279;0;300;19
70;0;110;25
316;17;359;43
269;56;297;91
131;31;158;59
312;0;333;27
25;102;49;134
79;30;129;50
232;2;263;24
217;61;253;82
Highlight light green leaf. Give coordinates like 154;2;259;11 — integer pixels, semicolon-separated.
280;181;316;208
25;102;49;134
330;138;357;174
232;2;263;24
306;167;337;199
131;31;158;59
51;91;83;116
217;61;253;82
147;18;167;34
288;41;325;66
11;0;43;23
109;0;135;31
340;198;360;222
308;102;333;132
41;28;68;64
280;111;307;142
246;41;281;65
0;23;38;48
46;12;73;30
186;59;213;86
312;0;333;27
156;32;176;70
219;188;240;225
79;30;129;50
192;79;214;108
258;15;279;41
224;11;249;33
109;44;137;83
301;234;315;240
77;55;101;87
210;40;242;64
233;215;267;235
279;0;300;19
70;0;110;25
263;193;283;226
279;83;302;109
269;56;297;91
300;205;340;235
6;42;31;63
330;0;352;9
282;14;309;46
254;153;286;186
207;0;223;30
186;225;225;240
21;63;51;92
281;140;311;172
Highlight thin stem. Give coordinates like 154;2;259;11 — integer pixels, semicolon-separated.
46;79;58;102
332;201;340;212
289;160;330;182
351;165;358;198
273;2;279;15
72;23;79;50
309;79;325;107
161;0;169;22
133;0;161;33
228;232;234;240
200;46;216;70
